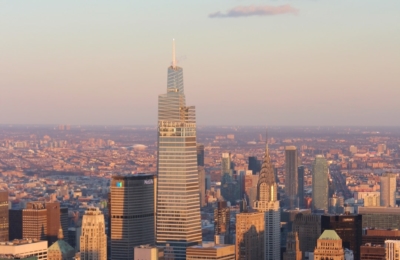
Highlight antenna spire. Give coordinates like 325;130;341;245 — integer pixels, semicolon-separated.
172;39;177;69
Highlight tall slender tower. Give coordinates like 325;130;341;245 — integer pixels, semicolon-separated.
380;172;397;207
0;190;9;242
156;40;202;259
285;146;298;209
312;155;329;211
254;131;280;260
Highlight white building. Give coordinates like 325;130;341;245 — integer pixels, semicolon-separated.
80;208;107;260
0;239;47;260
385;240;400;260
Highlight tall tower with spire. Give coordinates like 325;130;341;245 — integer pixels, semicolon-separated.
156;40;202;260
254;131;281;260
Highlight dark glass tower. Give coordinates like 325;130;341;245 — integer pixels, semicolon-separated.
297;166;305;208
321;214;362;260
110;174;156;260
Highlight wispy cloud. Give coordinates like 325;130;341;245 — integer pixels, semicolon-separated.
209;5;299;18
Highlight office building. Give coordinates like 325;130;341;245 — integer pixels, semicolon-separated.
197;144;204;166
9;209;23;240
292;214;321;255
248;156;261;175
321;214;362;260
0;239;48;260
285;146;298;209
254;135;280;260
156;41;202;259
360;243;385;260
235;211;264;260
297;166;305;208
110;174;156;260
312;155;329;212
364;193;380;207
187;243;234;260
0;190;9;242
362;229;400;245
198;166;206;207
134;245;164;260
380;173;396;207
48;226;74;260
385;240;400;260
242;171;258;206
359;206;400;229
80;208;107;260
313;230;344;260
283;232;302;260
23;202;48;241
214;201;230;244
221;153;231;176
43;202;61;245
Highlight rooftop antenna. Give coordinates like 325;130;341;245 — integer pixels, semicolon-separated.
172;39;177;69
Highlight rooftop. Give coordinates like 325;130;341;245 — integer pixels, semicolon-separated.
319;230;341;240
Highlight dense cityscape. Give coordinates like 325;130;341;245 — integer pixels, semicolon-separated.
1;40;400;260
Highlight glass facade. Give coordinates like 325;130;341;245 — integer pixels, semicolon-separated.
156;60;202;259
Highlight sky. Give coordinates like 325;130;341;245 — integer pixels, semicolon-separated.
0;0;399;126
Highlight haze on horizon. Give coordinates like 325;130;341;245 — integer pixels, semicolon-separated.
0;1;399;126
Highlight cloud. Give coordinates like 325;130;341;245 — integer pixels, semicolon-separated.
209;5;299;18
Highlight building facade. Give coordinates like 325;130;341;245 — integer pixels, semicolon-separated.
156;41;202;259
385;240;400;260
359;207;400;229
380;173;396;207
297;166;305;209
292;214;321;255
312;155;329;211
0;190;8;242
110;174;156;260
80;208;107;260
285;146;298;209
196;144;204;166
214;201;230;244
313;230;344;260
235;211;265;260
321;214;362;260
187;243;235;260
283;232;302;260
254;135;280;260
0;239;48;260
134;245;164;260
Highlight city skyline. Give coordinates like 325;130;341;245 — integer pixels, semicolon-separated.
0;1;399;126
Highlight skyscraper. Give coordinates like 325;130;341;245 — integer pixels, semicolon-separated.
23;202;47;241
248;156;261;175
110;174;156;260
198;166;206;207
156;40;202;259
214;201;230;244
321;214;362;260
380;173;397;207
0;190;9;242
235;211;265;260
297;166;305;208
80;207;107;260
312;155;329;211
254;133;280;260
313;230;344;259
221;153;231;176
197;143;204;166
285;146;298;209
283;232;302;260
385;240;400;260
292;214;321;255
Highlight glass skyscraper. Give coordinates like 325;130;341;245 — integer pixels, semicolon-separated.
156;40;202;259
312;155;329;211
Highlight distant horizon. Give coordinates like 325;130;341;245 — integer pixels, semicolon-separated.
1;1;399;126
